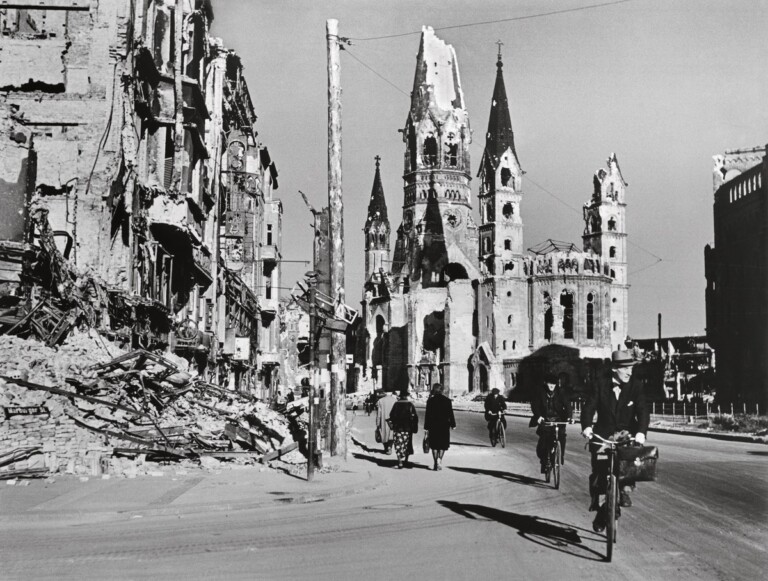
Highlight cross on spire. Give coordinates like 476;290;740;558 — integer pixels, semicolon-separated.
374;155;381;168
496;40;504;61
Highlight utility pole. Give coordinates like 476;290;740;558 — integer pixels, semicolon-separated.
326;18;346;457
306;273;317;481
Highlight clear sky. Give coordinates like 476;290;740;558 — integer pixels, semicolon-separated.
211;0;767;339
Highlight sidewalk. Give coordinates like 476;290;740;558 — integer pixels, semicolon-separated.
0;414;390;525
441;399;768;444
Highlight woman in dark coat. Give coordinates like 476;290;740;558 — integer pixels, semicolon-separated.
388;389;418;468
423;383;456;471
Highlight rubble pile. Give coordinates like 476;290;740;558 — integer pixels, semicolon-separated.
0;333;301;479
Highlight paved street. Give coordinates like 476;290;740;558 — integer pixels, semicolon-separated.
1;409;765;581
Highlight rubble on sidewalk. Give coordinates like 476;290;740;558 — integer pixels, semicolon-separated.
0;332;306;479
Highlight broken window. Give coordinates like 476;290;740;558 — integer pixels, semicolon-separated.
502;203;514;219
561;290;574;339
504;262;514;273
608;217;617;231
163;128;174;190
501;167;511;187
486;201;494;222
408;128;417;171
266;224;273;246
586;293;594;339
423;136;438;167
543;292;553;341
609;246;616;258
445;143;458;167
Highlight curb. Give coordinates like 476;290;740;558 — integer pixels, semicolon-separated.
443;405;767;444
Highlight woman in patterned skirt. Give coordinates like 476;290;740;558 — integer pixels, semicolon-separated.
388;389;418;468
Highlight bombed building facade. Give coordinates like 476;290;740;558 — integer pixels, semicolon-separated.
0;1;283;398
360;28;630;398
705;145;767;409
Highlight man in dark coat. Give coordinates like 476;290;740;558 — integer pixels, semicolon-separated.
484;387;507;439
581;349;650;532
530;373;572;473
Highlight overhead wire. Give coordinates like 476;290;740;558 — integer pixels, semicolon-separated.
348;0;637;41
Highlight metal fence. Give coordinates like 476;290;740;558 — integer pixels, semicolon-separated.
507;401;763;428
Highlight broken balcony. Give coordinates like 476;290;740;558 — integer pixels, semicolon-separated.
147;197;204;246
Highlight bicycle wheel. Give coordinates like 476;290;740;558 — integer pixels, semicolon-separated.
606;473;618;562
553;442;561;489
499;422;506;448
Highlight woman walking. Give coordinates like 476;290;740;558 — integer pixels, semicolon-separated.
423;383;456;471
388;389;418;468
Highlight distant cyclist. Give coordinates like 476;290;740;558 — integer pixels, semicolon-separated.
484;387;507;439
529;373;572;473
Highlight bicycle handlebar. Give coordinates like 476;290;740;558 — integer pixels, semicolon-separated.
541;420;574;426
589;433;636;447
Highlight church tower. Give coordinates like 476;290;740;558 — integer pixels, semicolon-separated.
475;44;528;379
583;153;629;350
363;156;390;281
477;43;525;278
398;26;477;288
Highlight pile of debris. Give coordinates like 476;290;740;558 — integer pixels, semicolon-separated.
0;332;303;479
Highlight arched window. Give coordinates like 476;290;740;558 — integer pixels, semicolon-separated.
609;246;617;258
608;217;617;231
502;203;514;219
445;143;458;167
501;167;511;187
561;290;574;339
507;315;512;325
504;239;512;251
544;292;553;341
423;136;438;167
586;293;594;339
486;201;494;222
502;340;507;350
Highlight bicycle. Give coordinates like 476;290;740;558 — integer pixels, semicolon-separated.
489;411;506;448
541;420;571;489
589;433;635;562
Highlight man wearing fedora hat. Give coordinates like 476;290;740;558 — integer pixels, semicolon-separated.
581;349;650;532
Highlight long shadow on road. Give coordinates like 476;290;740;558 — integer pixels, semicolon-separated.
437;500;605;561
449;465;550;489
352;452;432;471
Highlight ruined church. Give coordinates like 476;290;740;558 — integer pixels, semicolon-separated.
360;28;630;398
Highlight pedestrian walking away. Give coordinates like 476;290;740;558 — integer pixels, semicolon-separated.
581;349;650;533
423;383;456;471
388;389;418;468
530;373;572;474
375;390;397;454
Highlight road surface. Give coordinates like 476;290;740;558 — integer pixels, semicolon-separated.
1;410;765;580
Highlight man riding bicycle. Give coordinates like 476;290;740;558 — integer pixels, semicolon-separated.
581;350;650;532
484;387;507;438
530;373;572;473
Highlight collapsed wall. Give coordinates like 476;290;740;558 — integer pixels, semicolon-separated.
0;332;301;479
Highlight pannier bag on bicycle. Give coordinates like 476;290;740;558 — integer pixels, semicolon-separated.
618;445;658;484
